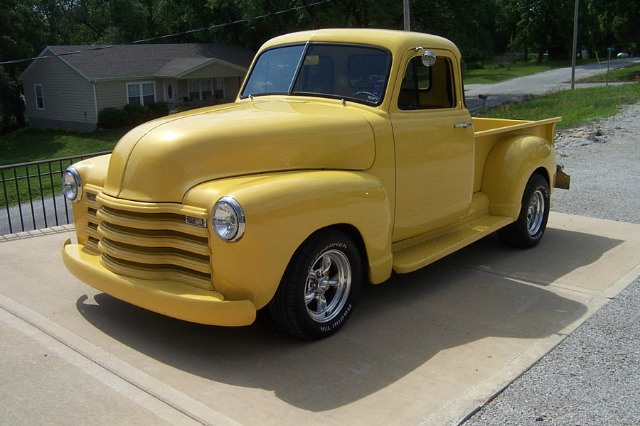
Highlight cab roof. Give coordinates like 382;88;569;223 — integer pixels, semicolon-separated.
260;28;461;58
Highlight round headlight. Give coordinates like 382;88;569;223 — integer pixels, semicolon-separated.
212;197;245;242
62;168;82;202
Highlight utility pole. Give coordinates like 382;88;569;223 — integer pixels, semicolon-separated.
571;0;580;89
404;0;411;31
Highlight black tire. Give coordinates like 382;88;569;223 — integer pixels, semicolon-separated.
269;230;362;340
498;173;550;249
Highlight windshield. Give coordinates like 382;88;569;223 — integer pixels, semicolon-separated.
240;43;392;106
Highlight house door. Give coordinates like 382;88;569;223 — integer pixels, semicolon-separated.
163;79;177;103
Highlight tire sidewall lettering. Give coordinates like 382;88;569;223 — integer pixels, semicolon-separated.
320;242;348;253
307;237;357;337
319;303;352;332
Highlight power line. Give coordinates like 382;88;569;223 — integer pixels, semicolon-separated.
0;0;333;67
1;45;116;67
132;0;332;44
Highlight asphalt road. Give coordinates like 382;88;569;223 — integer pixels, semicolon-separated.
1;194;72;235
465;57;640;113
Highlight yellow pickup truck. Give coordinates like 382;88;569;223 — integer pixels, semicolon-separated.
62;29;569;339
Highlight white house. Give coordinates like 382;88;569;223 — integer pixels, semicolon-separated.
19;43;254;132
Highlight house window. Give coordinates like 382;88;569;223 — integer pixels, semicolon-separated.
215;78;225;99
188;80;199;100
188;79;214;101
34;84;45;110
127;82;155;105
201;79;212;100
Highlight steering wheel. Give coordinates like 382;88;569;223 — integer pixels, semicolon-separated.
352;91;379;102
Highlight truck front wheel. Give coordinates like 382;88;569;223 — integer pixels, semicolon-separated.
269;230;361;340
498;173;550;249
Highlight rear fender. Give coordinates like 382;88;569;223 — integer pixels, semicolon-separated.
481;135;556;218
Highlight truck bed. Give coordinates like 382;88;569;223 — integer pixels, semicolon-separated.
473;116;561;139
472;117;561;193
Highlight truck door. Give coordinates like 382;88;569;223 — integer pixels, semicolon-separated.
390;50;475;242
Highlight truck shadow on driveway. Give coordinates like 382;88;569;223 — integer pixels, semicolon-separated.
76;227;619;412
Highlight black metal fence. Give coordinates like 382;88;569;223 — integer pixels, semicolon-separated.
1;151;110;235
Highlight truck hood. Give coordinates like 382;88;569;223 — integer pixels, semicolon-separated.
103;99;376;202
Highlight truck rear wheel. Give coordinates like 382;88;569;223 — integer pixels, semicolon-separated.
498;173;550;249
269;230;361;340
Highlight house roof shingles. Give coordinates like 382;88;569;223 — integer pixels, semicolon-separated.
44;43;255;80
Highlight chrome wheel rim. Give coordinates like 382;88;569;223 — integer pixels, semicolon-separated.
526;189;546;236
304;249;351;323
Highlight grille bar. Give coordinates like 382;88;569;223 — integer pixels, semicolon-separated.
101;253;213;290
99;221;210;256
98;206;209;237
99;238;212;275
82;191;214;291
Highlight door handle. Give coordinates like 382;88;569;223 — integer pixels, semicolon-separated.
454;121;472;128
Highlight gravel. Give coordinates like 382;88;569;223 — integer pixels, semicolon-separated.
463;103;640;425
552;103;640;224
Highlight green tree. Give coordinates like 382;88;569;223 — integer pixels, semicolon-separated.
497;0;576;62
0;0;50;76
4;0;640;83
410;0;499;64
106;0;155;42
35;0;97;44
0;66;26;133
588;0;640;55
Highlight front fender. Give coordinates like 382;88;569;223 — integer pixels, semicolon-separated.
184;171;392;309
481;135;556;218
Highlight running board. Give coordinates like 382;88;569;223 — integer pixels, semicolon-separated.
392;215;513;274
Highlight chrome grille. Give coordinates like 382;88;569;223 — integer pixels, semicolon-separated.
83;191;213;290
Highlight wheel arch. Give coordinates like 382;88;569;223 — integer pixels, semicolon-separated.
533;166;551;186
482;134;556;219
497;172;551;249
295;223;370;285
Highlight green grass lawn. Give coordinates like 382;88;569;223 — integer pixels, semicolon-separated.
0;127;126;166
578;63;640;83
0;128;126;208
476;82;640;128
465;60;640;128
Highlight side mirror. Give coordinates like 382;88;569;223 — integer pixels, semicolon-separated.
422;50;437;67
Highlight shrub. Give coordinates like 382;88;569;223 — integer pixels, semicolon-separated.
147;102;168;119
98;102;169;129
98;107;128;129
123;103;148;126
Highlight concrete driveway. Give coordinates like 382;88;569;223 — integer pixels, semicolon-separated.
2;212;639;425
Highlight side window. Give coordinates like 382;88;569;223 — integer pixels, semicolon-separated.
34;84;45;110
127;83;141;105
398;56;455;110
